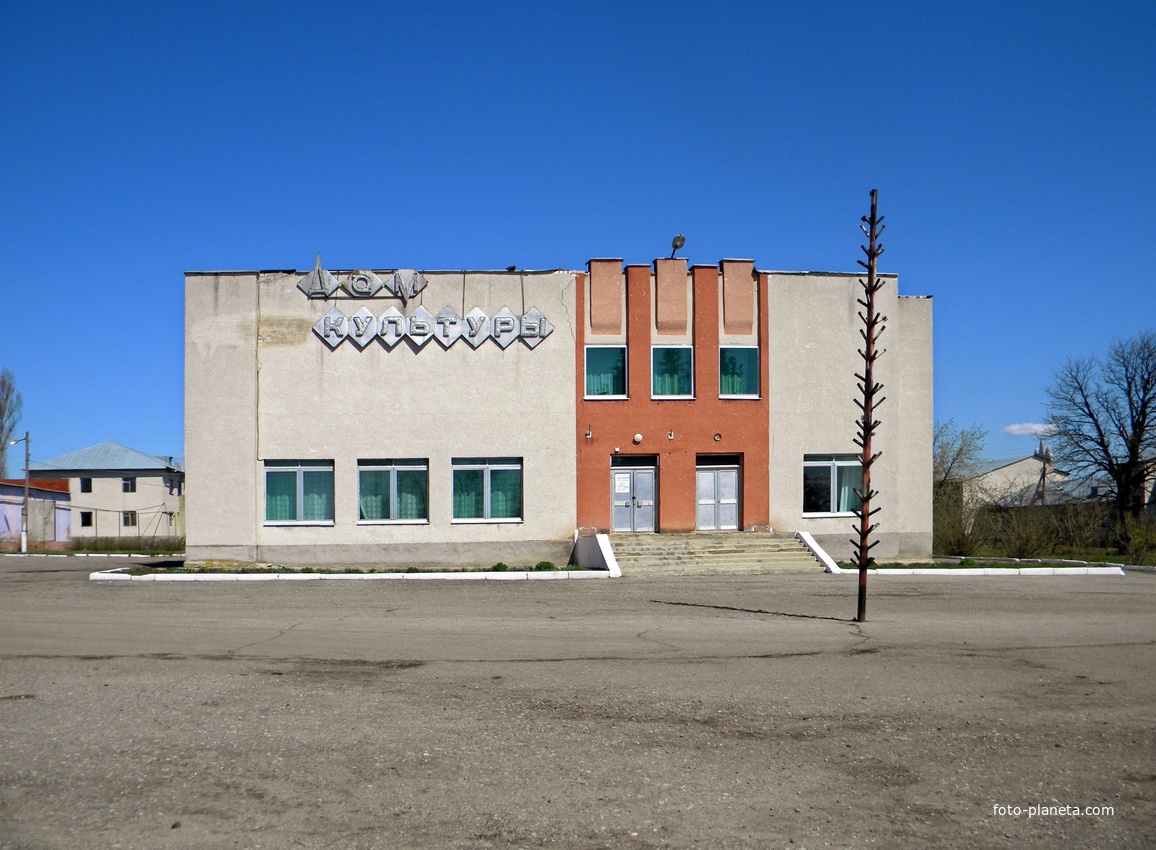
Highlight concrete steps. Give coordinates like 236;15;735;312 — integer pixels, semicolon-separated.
609;532;823;576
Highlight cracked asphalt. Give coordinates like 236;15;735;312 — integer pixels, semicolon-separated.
0;555;1153;849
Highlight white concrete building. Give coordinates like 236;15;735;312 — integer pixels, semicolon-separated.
185;258;932;569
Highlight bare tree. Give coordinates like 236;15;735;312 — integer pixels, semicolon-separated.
932;420;988;556
933;419;988;496
0;369;22;479
1045;330;1156;546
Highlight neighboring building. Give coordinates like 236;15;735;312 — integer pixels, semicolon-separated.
185;257;932;568
31;443;184;539
965;442;1085;508
0;479;70;547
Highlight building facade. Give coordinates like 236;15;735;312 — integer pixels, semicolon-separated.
31;443;185;540
185;257;932;568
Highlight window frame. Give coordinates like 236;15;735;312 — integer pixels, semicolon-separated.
79;511;93;528
121;477;137;493
263;460;336;526
451;457;524;523
357;459;430;525
719;346;760;399
802;454;863;517
584;345;628;399
79;478;92;493
122;510;138;527
651;345;695;399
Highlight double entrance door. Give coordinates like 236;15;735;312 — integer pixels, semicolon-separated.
610;457;741;533
611;465;656;533
695;464;740;531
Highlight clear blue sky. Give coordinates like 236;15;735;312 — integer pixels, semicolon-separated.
2;0;1153;466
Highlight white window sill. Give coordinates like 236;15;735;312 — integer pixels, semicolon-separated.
720;394;761;400
451;518;524;524
357;519;430;526
264;521;336;527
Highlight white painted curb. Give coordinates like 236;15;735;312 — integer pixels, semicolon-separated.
90;567;615;582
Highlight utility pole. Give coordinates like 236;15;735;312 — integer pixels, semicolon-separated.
10;431;29;553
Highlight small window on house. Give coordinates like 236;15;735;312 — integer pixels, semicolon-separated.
652;346;693;398
264;461;335;524
80;511;93;527
358;460;429;522
802;455;863;515
585;346;627;397
122;511;138;527
452;458;523;521
720;347;759;397
80;478;92;493
121;477;137;493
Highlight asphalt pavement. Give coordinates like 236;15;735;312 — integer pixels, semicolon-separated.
0;554;1152;849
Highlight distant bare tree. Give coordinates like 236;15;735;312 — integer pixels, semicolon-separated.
933;419;987;497
0;369;22;478
1046;331;1156;517
932;420;988;556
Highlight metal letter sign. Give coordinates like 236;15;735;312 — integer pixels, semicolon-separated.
300;256;554;351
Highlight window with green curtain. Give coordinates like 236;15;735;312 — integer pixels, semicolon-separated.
802;455;862;514
265;461;334;524
302;469;334;521
720;347;759;396
395;468;428;520
489;468;522;518
452;459;522;520
265;469;297;522
453;468;485;519
358;470;390;520
585;347;626;396
359;461;429;521
652;347;692;396
836;464;863;513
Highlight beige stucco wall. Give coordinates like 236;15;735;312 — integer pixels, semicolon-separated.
186;268;577;567
765;272;932;559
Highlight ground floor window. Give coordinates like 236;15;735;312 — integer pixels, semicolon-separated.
122;511;138;527
452;458;522;521
802;454;862;515
80;511;93;527
358;459;429;522
265;460;335;524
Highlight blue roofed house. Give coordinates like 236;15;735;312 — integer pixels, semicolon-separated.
31;442;184;541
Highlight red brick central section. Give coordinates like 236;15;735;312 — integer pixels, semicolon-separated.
576;261;770;532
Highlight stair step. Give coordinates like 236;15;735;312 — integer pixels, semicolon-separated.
609;533;822;576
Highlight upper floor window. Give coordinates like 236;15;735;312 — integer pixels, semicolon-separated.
121;477;136;493
265;460;335;525
802;454;862;515
585;346;627;397
720;347;759;397
652;346;693;398
358;459;429;523
452;458;522;521
80;478;92;493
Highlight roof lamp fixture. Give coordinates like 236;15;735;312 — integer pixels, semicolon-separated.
670;234;685;259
